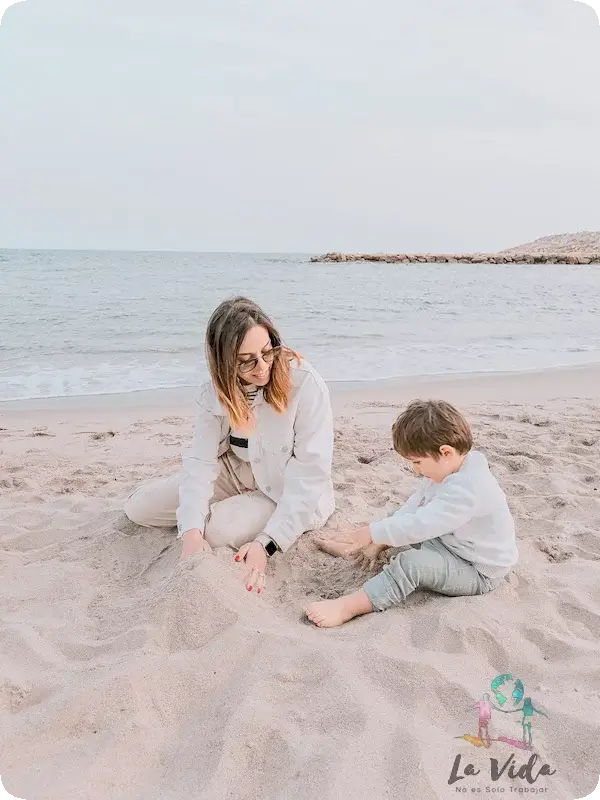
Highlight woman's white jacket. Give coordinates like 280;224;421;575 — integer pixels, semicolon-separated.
176;360;335;552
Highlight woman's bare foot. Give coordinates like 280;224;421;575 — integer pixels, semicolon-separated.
305;590;374;628
179;528;212;561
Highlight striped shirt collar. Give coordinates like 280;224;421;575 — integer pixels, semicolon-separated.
244;384;263;406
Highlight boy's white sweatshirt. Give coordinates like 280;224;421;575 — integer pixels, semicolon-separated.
369;451;518;579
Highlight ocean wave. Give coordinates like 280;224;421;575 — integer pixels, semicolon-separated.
0;344;201;357
4;353;600;402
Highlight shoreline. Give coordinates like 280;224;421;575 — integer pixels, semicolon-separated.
1;362;600;416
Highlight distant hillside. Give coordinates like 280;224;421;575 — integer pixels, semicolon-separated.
310;230;600;264
503;231;600;254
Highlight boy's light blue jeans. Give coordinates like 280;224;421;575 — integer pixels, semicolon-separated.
363;537;504;611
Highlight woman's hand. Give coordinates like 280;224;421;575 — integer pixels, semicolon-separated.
235;541;268;594
179;528;212;560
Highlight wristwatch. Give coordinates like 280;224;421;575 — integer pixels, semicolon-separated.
255;533;278;557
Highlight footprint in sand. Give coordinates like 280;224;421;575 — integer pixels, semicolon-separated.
357;453;378;464
570;532;600;561
521;626;578;663
90;431;117;441
557;598;600;639
0;680;33;712
0;476;30;490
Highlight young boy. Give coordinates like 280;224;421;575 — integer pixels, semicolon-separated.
305;399;518;628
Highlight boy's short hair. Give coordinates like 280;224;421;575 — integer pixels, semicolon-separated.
392;399;473;459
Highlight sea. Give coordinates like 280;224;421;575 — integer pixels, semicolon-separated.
1;249;599;402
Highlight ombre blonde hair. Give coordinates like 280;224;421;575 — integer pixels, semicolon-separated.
205;296;301;430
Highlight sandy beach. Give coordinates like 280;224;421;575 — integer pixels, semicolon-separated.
1;366;599;800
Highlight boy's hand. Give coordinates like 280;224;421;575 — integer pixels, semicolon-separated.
351;542;389;569
317;525;373;557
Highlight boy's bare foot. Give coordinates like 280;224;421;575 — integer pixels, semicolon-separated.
305;590;374;628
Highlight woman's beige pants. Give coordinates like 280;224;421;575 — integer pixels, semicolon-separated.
124;451;277;549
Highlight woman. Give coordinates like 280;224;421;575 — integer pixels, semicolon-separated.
125;296;335;594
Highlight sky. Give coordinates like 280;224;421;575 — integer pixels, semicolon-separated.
0;0;599;252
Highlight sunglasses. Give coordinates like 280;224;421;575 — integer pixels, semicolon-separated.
237;346;282;374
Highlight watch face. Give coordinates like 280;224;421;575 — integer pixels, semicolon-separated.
265;540;277;556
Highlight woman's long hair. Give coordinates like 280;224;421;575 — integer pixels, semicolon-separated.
205;296;301;429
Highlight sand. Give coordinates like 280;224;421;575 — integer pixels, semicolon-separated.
1;366;599;800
